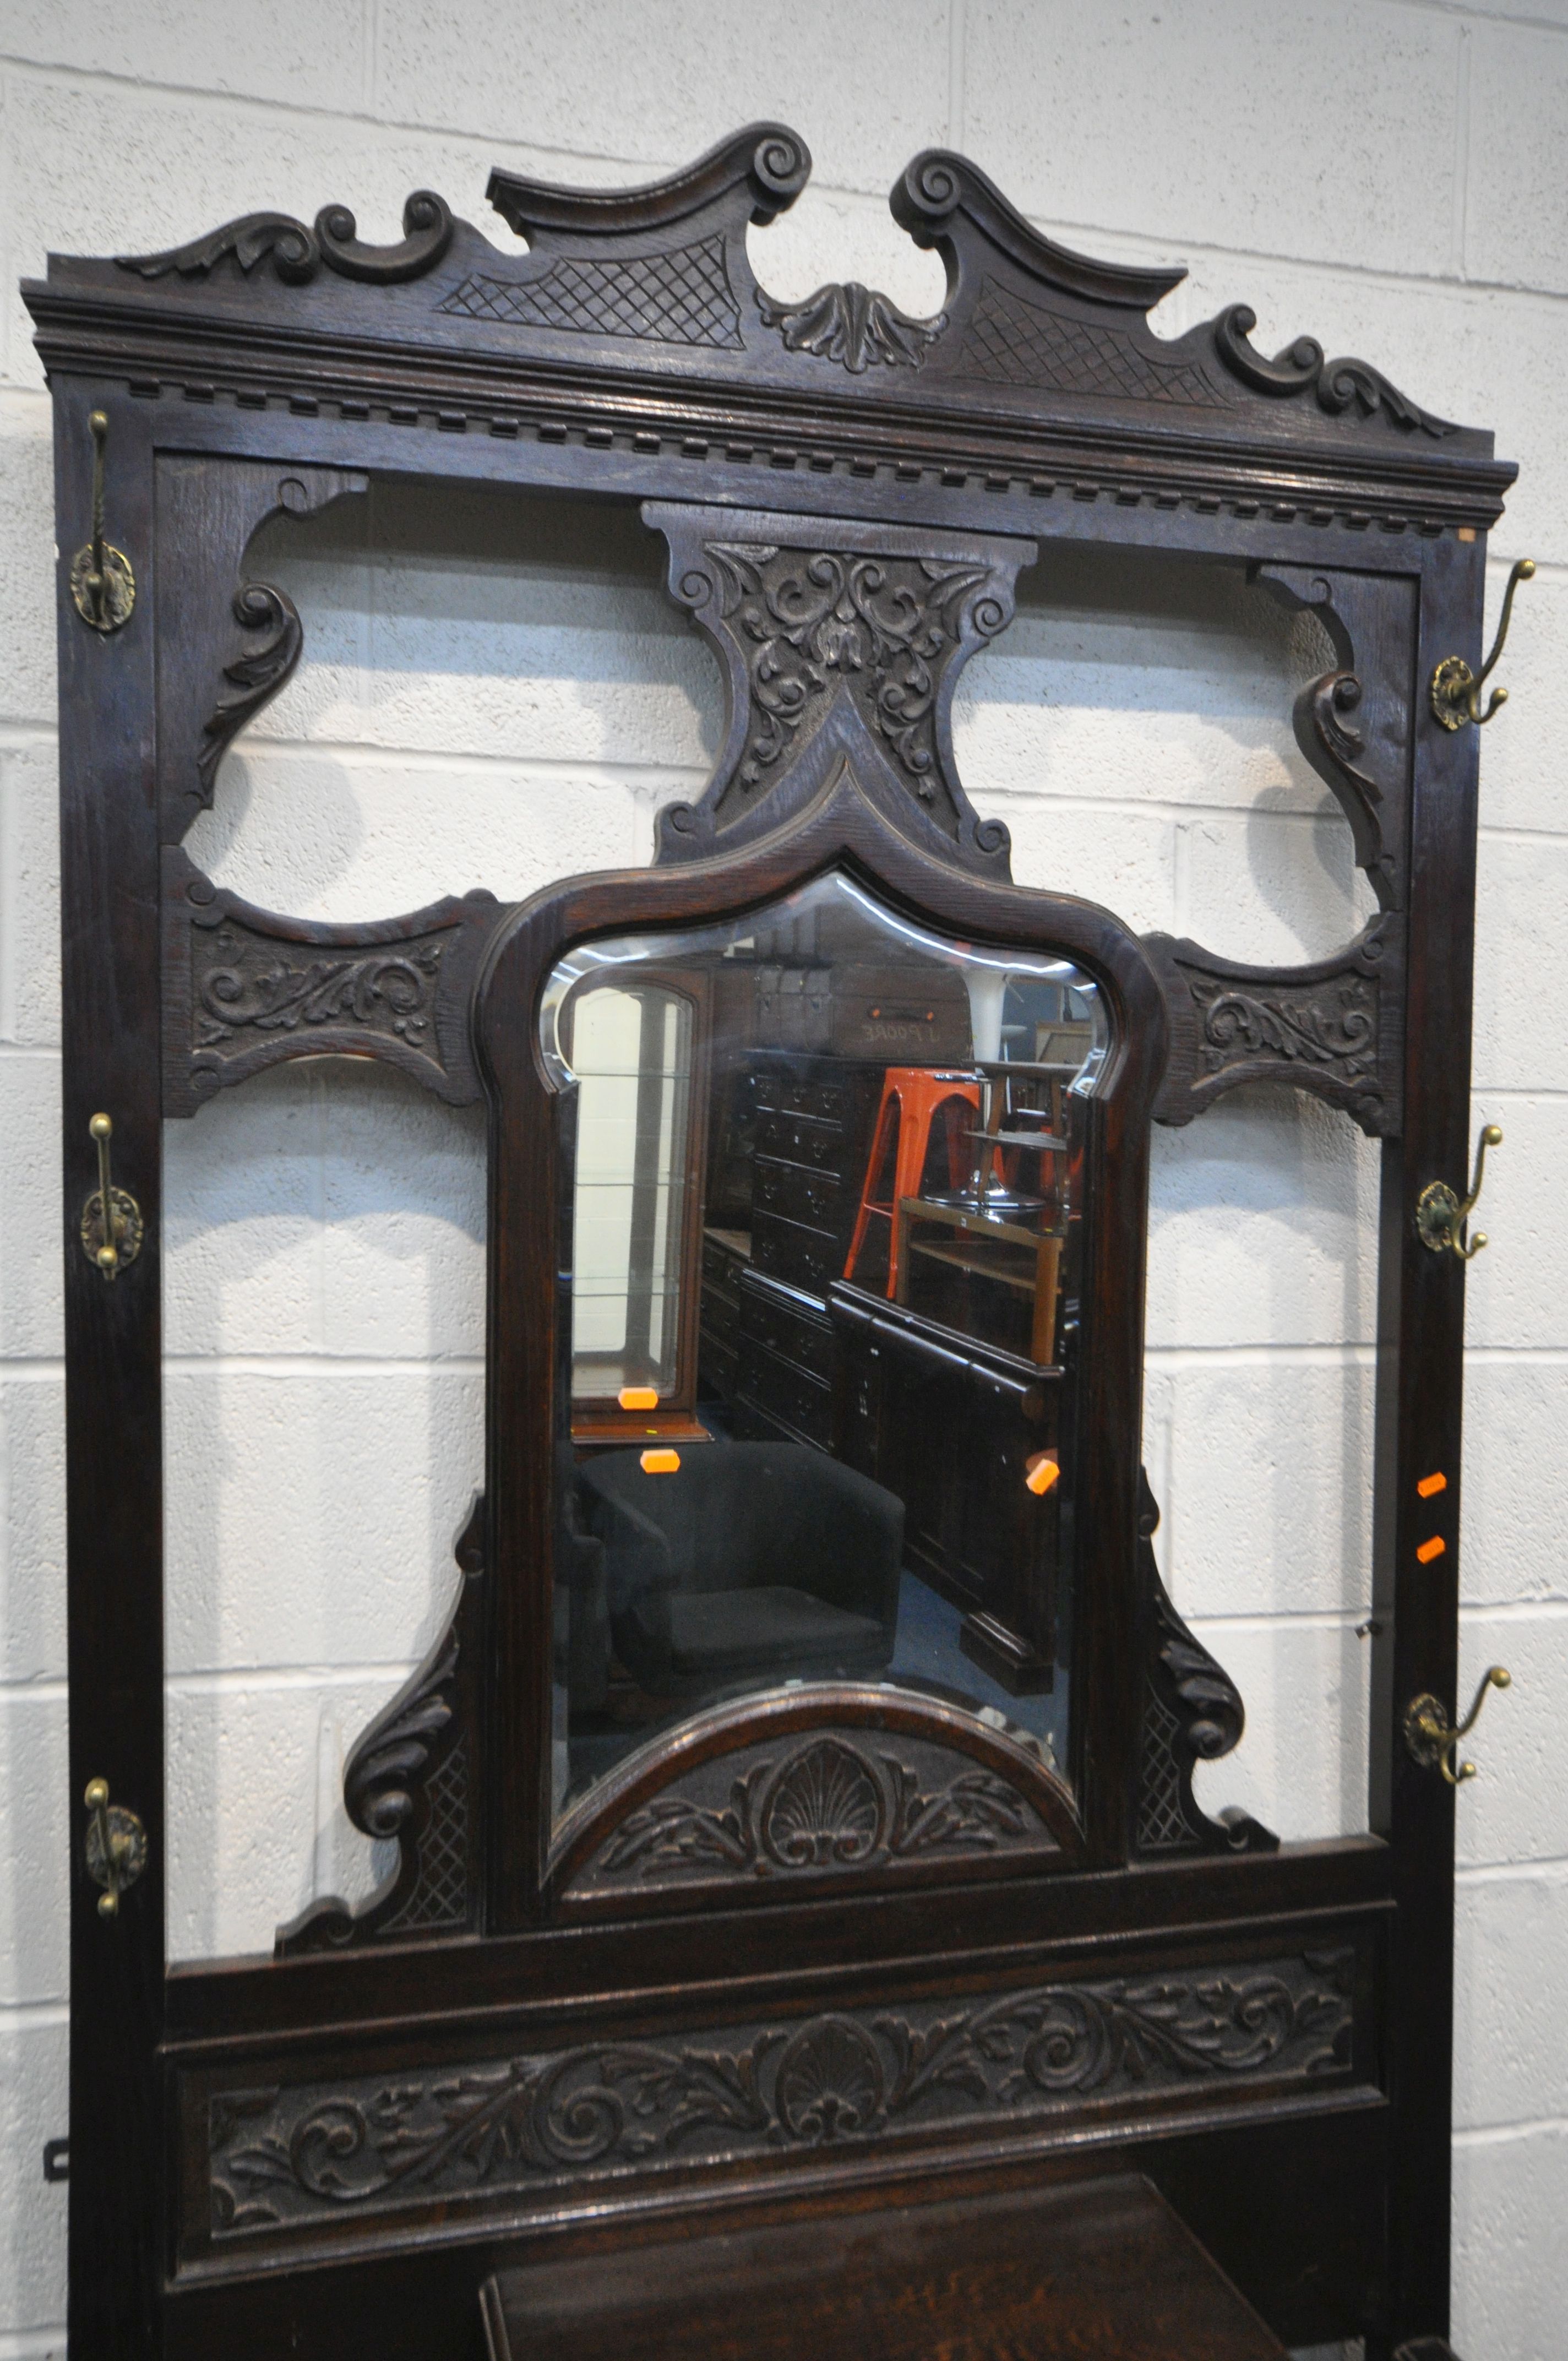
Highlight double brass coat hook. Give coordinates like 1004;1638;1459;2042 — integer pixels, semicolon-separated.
1404;1666;1511;1786
1417;1123;1501;1260
80;1113;143;1280
83;1778;148;1916
1431;558;1534;730
69;410;135;633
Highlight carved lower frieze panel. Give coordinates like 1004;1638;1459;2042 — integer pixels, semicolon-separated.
162;847;508;1114
1145;915;1403;1139
192;1941;1362;2259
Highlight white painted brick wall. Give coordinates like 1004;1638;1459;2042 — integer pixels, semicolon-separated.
0;7;1561;2354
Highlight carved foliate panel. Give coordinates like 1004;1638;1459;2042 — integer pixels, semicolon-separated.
162;849;506;1114
646;504;1031;871
1146;916;1403;1138
563;1720;1071;1905
197;1945;1357;2250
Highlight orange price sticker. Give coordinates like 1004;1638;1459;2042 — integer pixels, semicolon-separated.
1025;1454;1060;1496
640;1448;681;1475
1415;1535;1446;1565
619;1386;659;1411
1417;1472;1447;1500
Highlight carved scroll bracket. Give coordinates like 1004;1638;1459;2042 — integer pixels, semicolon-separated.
1253;561;1419;913
155;459;368;843
162;847;507;1116
646;503;1030;874
276;1495;486;1955
1145;913;1403;1138
1135;1475;1276;1858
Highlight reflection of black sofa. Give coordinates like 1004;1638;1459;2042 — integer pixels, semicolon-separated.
575;1442;904;1696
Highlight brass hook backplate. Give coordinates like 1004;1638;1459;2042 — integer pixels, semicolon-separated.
83;1778;148;1916
1430;557;1533;730
69;411;135;633
80;1113;143;1281
1404;1666;1511;1786
1417;1123;1501;1260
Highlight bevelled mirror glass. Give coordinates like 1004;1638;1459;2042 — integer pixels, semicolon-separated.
540;870;1110;1820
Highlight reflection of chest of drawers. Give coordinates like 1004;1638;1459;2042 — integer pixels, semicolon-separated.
698;1227;749;1403
734;1266;834;1448
749;1053;880;1298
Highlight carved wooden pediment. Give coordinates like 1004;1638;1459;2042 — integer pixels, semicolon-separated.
28;126;1509;537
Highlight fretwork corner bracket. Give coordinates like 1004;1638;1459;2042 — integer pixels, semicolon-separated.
1144;913;1404;1139
154;459;368;842
1252;560;1420;915
646;503;1028;873
162;847;507;1115
276;1495;486;1955
1135;1472;1277;1859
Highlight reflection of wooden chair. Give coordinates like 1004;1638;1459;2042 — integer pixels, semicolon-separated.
843;1068;979;1299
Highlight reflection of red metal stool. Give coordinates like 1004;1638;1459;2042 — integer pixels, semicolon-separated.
845;1068;980;1299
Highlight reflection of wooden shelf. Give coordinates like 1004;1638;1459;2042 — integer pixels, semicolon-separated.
704;1225;753;1259
907;1237;1038;1294
896;1195;1066;1366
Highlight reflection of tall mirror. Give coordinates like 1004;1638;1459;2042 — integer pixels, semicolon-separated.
541;872;1109;1821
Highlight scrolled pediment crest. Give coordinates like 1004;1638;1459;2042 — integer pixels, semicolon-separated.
77;124;1498;498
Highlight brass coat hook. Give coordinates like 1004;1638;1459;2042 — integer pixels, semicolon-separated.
1417;1123;1501;1260
69;410;135;633
80;1114;143;1281
1430;558;1533;730
83;1778;148;1916
1403;1666;1511;1786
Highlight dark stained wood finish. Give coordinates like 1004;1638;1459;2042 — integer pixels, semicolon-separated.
24;124;1513;2361
480;2173;1290;2359
475;763;1168;1910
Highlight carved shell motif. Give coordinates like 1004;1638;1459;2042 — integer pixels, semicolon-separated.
760;1738;881;1867
774;2015;886;2142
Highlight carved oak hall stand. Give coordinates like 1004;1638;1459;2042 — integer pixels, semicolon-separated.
28;125;1519;2360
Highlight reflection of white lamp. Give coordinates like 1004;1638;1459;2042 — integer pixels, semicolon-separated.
964;965;1009;1067
922;962;1047;1218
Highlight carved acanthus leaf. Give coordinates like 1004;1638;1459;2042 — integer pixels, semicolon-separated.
195;935;445;1050
1190;974;1376;1082
1213;304;1455;437
208;1950;1355;2234
758;281;945;372
119;190;453;286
